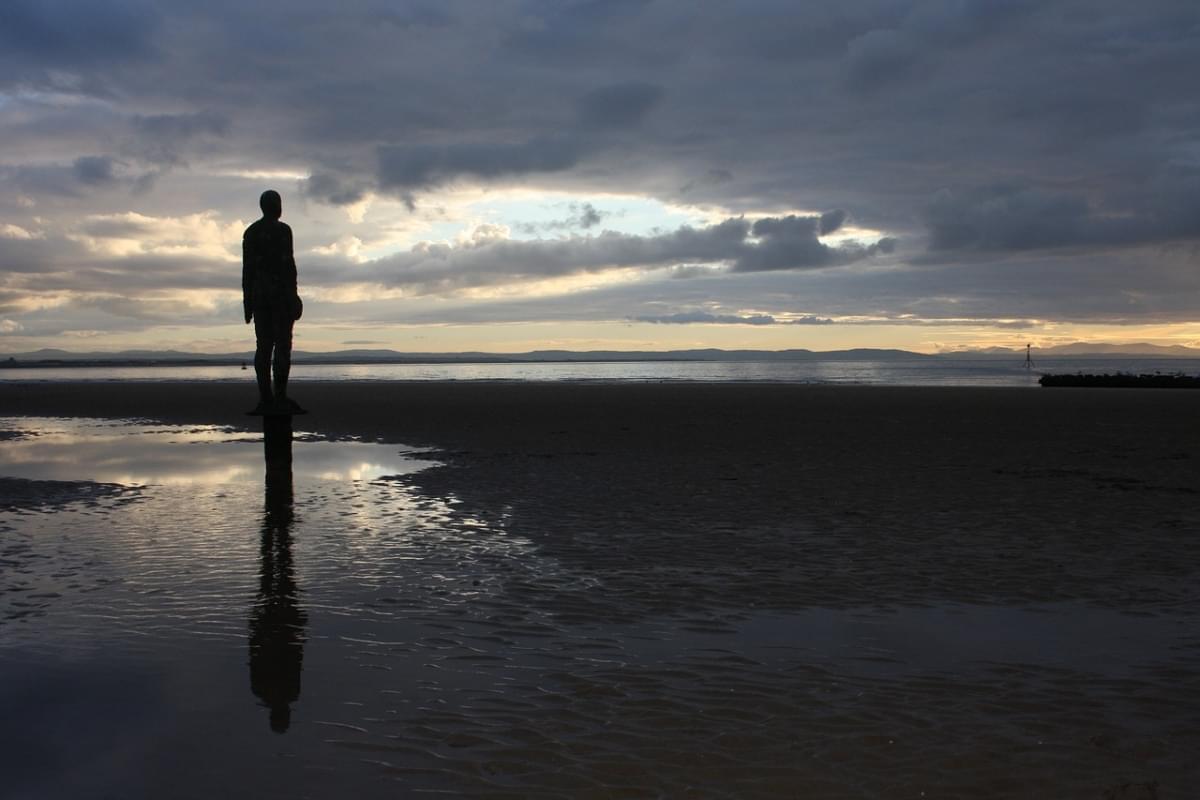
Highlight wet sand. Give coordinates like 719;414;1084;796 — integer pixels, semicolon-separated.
2;381;1198;797
5;381;1199;610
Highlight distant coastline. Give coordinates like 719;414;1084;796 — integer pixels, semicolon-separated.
4;343;1200;370
1;347;932;369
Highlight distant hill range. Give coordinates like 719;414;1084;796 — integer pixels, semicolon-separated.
3;342;1199;368
2;347;935;366
940;342;1200;358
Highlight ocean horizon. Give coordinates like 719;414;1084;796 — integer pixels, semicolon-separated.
4;356;1200;387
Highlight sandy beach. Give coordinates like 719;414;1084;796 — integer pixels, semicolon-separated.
2;381;1198;798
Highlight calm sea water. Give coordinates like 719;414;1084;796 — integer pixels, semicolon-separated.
4;357;1200;386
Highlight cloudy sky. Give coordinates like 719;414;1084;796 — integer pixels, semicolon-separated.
2;0;1199;354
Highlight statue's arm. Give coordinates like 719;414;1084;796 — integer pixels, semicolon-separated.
284;224;298;297
242;231;254;323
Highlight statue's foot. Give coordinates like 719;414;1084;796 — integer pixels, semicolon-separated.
274;396;307;415
247;399;273;416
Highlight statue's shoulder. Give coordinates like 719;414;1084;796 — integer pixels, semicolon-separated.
243;218;265;239
244;218;291;242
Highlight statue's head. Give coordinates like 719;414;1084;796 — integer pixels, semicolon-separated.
259;190;282;220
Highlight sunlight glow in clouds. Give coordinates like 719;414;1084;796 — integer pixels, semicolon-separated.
70;211;243;260
2;1;1199;353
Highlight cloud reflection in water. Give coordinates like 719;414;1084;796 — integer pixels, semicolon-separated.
0;417;436;486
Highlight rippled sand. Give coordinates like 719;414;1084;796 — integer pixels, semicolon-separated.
1;383;1198;798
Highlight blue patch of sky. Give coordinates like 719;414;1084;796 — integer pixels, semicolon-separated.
470;193;710;240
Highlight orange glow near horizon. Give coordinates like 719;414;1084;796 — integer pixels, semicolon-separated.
6;318;1200;356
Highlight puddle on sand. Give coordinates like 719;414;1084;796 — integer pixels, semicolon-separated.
0;415;547;797
1;416;1197;798
0;416;435;486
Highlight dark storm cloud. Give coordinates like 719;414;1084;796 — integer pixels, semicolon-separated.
326;214;890;294
635;311;777;325
0;234;76;274
731;215;892;272
0;0;160;86
382;242;1200;328
72;156;118;186
300;172;368;207
819;210;847;236
634;311;835;325
788;315;837;325
373;3;455;30
503;0;661;66
370;80;660;197
845;28;919;90
573;202;604;229
843;0;1036;91
924;186;1091;251
1;154;155;199
677;169;735;199
132;111;228;140
0;227;232;294
577;82;664;128
6;260;234;294
128;111;229;165
377;137;588;193
516;202;609;234
77;216;153;238
9;1;1198;231
924;175;1200;253
736;216;836;271
346;217;748;291
0;212;883;313
1;161;112;197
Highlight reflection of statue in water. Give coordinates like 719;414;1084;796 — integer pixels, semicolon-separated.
248;416;306;733
243;190;305;416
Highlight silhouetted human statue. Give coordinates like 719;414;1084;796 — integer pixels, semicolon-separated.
248;418;306;733
243;190;305;415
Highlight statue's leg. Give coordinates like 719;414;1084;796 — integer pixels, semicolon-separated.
253;307;273;403
273;312;293;401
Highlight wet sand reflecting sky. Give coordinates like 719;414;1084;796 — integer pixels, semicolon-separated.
1;416;1195;797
